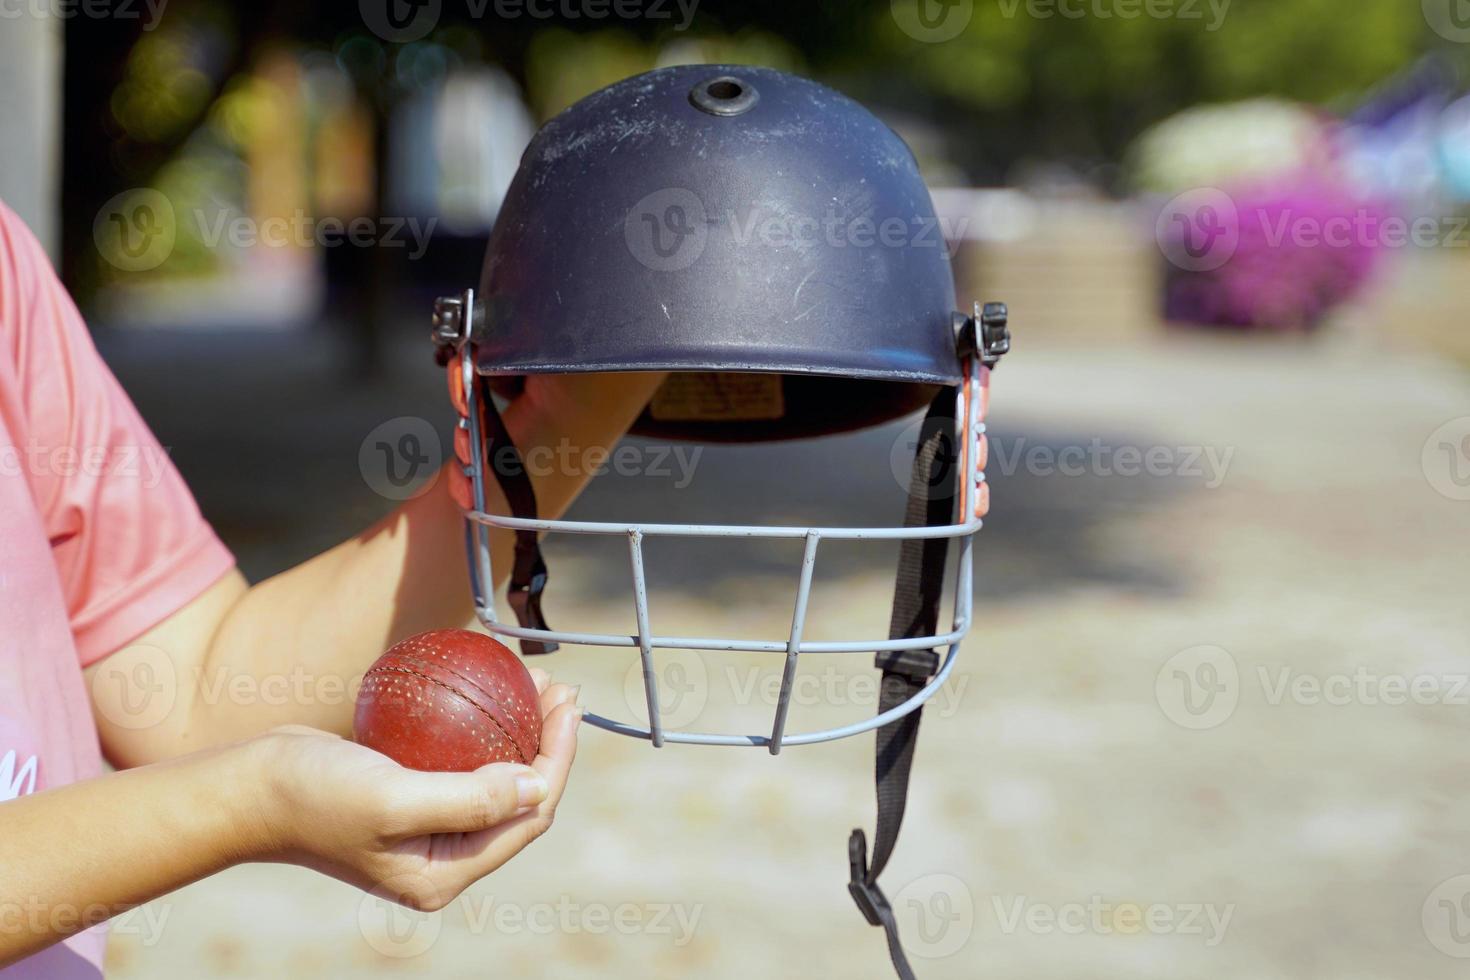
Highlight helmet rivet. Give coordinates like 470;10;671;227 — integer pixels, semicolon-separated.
690;75;759;117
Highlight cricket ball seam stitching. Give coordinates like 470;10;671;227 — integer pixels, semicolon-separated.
390;652;518;726
364;665;531;765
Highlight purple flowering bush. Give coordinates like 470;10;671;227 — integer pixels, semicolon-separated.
1159;175;1388;330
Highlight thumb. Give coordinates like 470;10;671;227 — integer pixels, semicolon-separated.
379;764;549;837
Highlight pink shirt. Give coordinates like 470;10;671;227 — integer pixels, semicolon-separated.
0;203;235;977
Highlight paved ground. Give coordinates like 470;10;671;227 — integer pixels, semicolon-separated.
94;269;1470;978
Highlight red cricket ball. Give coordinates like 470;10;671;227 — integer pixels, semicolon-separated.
354;629;542;770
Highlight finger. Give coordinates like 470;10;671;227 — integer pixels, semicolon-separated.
427;703;582;882
377;763;549;838
529;700;582;807
537;681;578;720
271;723;339;739
528;667;551;695
448;465;472;512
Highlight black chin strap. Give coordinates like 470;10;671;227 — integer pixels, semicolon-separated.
848;386;958;980
474;373;558;656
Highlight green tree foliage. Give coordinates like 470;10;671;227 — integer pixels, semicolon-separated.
861;0;1448;176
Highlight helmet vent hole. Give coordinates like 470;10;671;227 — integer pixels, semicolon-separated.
690;75;759;117
707;79;742;101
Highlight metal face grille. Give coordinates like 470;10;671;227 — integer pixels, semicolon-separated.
456;347;986;751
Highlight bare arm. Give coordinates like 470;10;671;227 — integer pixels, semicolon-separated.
1;679;580;967
85;372;665;768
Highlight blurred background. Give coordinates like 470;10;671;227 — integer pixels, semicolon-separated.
6;0;1470;977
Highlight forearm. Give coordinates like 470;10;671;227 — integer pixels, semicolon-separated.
0;741;263;967
184;373;664;745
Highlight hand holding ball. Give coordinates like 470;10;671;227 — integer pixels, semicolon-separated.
354;630;543;770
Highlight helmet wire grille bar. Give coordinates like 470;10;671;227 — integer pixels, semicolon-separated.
626;530;663;747
460;307;499;627
457;344;984;746
769;531;821;754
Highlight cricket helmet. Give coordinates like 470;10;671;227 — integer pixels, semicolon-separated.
433;63;1008;746
431;63;1010;979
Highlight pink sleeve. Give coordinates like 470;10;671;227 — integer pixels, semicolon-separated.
0;203;236;666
